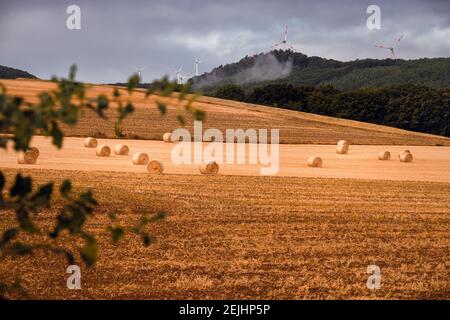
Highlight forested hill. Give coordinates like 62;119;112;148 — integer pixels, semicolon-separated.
190;50;450;92
0;65;37;80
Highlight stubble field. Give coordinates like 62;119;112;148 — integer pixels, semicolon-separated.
0;168;449;299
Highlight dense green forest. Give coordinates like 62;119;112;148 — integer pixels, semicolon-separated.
189;51;450;137
0;65;37;79
191;50;450;92
212;83;450;138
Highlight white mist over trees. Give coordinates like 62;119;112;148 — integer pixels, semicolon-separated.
193;52;293;88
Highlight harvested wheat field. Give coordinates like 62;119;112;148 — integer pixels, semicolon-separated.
0;168;449;299
1;79;449;146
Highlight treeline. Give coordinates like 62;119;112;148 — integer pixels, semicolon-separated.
212;83;450;137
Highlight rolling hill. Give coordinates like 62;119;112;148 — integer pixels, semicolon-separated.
191;50;450;91
0;65;37;80
1;78;449;146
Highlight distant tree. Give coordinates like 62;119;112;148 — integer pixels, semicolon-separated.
214;84;246;101
248;83;300;109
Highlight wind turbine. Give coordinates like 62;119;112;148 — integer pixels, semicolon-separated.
194;58;201;76
375;34;405;59
172;66;192;84
181;71;193;83
271;25;296;51
135;66;146;81
172;66;183;84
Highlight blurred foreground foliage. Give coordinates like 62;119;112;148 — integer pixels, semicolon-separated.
0;65;200;299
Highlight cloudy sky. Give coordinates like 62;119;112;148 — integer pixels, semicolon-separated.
1;0;449;83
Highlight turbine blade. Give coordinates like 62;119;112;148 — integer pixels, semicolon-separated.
375;45;388;49
271;42;283;48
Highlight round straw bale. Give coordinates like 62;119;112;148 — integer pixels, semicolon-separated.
132;152;149;165
96;145;111;157
29;147;40;158
398;149;411;158
399;152;413;163
337;140;349;147
163;132;172;143
147;159;164;175
17;151;37;164
114;144;129;155
378;151;391;160
84;137;98;148
336;144;349;154
199;161;219;175
307;156;322;168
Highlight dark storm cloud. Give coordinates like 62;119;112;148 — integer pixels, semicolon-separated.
0;0;449;83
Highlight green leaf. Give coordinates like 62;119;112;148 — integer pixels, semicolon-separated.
161;81;177;97
176;114;185;126
10;174;32;198
141;233;155;247
113;88;121;98
0;137;8;149
30;183;53;208
96;94;109;118
148;211;166;223
194;109;205;121
127;74;140;93
60;104;79;125
69;65;77;81
157;102;166;115
0;228;18;247
65;252;75;265
50;121;63;148
75;84;86;101
79;189;97;207
60;180;72;197
185;93;200;111
80;238;98;267
118;102;134;121
0;172;4;192
107;212;117;221
108;226;125;243
11;242;33;256
114;122;125;138
17;208;38;234
178;83;192;101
